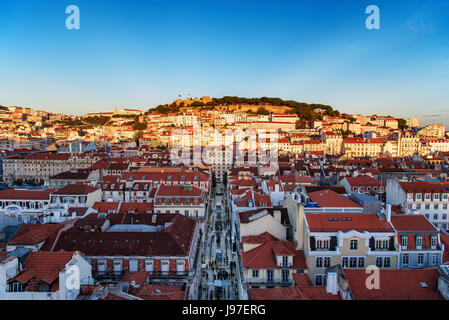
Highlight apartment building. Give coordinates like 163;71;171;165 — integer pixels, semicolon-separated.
241;237;307;289
303;213;398;285
2;152;102;182
154;184;206;220
386;180;449;230
390;214;444;269
52;213;201;293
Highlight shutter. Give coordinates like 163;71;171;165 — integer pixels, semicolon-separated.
369;237;375;250
330;236;337;251
389;237;395;251
310;236;316;251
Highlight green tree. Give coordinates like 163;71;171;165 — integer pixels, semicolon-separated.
256;107;271;115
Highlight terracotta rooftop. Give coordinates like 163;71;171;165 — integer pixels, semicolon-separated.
305;213;393;233
344;269;444;300
307;189;360;208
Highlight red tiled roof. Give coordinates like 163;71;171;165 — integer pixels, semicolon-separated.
241;240;306;269
249;287;302;300
121;271;150;285
8;223;66;246
399;181;449;195
93;202;120;213
390;215;437;232
24;153;70;161
305;213;393;233
52;183;98;195
53;214;196;257
0;189;55;200
118;202;154;214
155;184;203;197
344;269;444;300
307;189;360;208
10;251;77;288
128;285;185;300
344;175;385;187
278;175;311;184
241;232;279;244
292;274;342;300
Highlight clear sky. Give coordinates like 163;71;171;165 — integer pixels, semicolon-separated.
0;0;448;127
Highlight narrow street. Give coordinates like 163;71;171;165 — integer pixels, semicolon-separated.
197;182;240;300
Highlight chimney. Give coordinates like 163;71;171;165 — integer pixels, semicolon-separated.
386;204;392;223
326;272;338;295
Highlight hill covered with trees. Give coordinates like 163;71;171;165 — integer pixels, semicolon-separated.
147;96;341;122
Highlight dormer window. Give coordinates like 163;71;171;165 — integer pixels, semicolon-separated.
416;235;422;249
401;236;408;249
425;194;431;200
431;236;437;249
282;256;289;267
416;194;422;200
317;240;329;250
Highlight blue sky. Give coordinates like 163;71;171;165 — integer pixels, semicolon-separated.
0;0;448;127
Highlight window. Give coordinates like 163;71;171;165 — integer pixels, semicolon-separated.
176;260;185;274
375;240;389;250
416;194;422;200
401;236;408;248
252;270;259;278
443;214;447;220
431;237;437;249
443;205;448;211
384;257;391;268
416;204;421;210
416;236;422;249
434;205;439;210
425;204;430;210
376;257;383;268
282;270;290;283
350;239;358;250
358;257;365;268
267;270;274;283
315;275;325;286
98;260;107;273
317;240;329;250
418;254;424;265
282;256;289;267
113;259;122;273
129;259;138;272
402;254;409;265
324;257;331;268
145;259;154;272
342;257;349;268
161;260;170;274
349;257;358;268
432;254;439;265
316;257;323;268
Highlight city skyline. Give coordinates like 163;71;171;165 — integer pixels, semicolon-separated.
1;0;449;127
